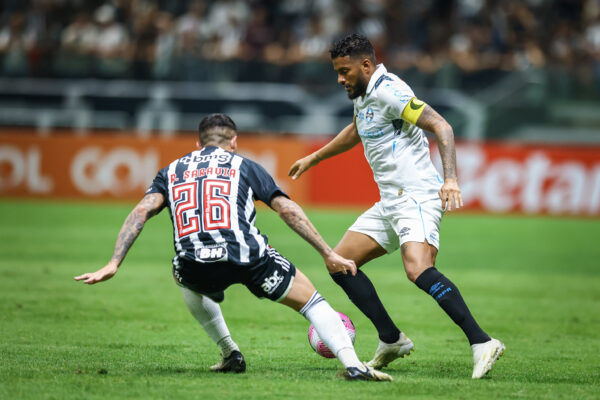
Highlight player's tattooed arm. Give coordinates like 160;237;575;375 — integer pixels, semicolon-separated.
270;195;357;275
416;105;464;211
416;105;457;179
270;195;330;254
110;193;164;264
74;193;165;284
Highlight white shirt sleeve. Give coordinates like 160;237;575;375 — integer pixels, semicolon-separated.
378;80;415;121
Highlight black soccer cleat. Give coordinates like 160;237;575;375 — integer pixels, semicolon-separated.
209;350;246;373
344;365;393;381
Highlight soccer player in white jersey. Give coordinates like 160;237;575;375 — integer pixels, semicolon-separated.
75;113;392;381
289;34;505;379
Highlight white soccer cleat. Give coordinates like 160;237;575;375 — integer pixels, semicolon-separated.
471;338;505;379
365;332;414;369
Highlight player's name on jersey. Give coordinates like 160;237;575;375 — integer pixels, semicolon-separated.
170;167;238;183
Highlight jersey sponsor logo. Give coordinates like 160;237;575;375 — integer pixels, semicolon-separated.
357;128;385;138
180;153;232;165
393;91;413;103
195;245;227;262
261;270;284;295
409;98;425;111
366;107;374;122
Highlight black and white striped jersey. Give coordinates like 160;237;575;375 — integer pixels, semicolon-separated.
146;145;288;266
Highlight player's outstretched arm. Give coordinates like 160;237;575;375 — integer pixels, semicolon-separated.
270;195;357;276
415;105;464;211
288;122;360;180
74;193;165;284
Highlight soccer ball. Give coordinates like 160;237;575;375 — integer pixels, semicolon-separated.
308;312;356;358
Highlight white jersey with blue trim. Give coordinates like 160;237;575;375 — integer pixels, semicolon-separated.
353;64;443;203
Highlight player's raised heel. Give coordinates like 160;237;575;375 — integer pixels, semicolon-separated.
210;350;246;373
471;338;505;379
366;332;414;369
345;364;393;381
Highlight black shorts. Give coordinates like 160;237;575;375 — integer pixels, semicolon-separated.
172;247;297;302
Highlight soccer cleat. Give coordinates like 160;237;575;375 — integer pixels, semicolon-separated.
365;332;414;369
209;350;246;373
471;338;505;379
345;364;393;381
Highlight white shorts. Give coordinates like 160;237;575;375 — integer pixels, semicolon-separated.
348;196;443;254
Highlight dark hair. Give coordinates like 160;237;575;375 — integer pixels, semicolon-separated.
329;33;375;61
198;113;237;146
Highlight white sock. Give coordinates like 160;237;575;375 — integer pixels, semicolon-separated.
300;291;363;369
180;287;240;357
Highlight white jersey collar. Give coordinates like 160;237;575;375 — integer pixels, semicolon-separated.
366;64;387;95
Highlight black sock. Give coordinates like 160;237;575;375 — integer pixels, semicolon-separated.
414;267;490;345
331;269;400;343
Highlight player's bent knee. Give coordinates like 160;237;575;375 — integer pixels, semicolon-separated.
280;269;317;311
404;263;429;283
405;268;420;283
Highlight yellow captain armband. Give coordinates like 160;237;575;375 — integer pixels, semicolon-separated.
401;97;427;125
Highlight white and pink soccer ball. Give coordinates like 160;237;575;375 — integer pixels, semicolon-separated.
308;312;356;358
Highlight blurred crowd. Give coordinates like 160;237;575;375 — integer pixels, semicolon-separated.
1;0;599;86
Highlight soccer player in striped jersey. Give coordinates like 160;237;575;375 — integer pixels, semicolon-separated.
289;34;505;379
75;113;391;381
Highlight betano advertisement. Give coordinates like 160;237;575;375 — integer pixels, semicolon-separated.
1;131;599;216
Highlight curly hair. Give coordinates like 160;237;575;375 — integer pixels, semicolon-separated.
198;113;237;146
329;33;376;61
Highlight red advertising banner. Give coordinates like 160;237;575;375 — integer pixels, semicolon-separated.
0;131;309;204
307;142;379;206
2;131;599;215
432;142;600;215
307;140;600;215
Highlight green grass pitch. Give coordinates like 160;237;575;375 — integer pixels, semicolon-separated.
1;199;599;399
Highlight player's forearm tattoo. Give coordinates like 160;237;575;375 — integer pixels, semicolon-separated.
416;105;458;179
271;196;331;256
110;193;164;266
437;130;457;180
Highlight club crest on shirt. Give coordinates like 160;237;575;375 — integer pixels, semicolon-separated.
366;107;374;122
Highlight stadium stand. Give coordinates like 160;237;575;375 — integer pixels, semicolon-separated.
0;0;599;141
